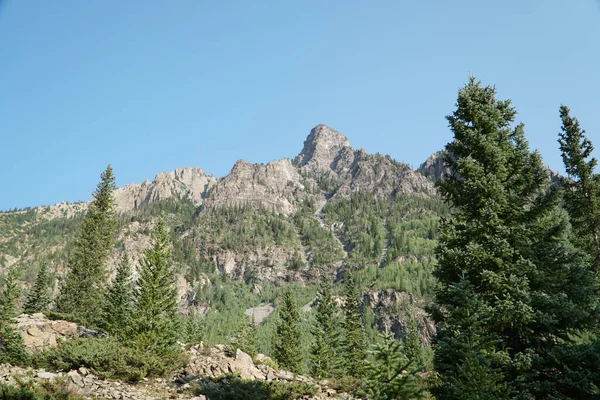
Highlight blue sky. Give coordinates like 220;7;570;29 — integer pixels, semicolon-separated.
1;1;599;210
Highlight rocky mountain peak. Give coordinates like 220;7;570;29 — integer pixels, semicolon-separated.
294;125;351;171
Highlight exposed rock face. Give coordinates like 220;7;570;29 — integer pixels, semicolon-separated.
113;167;216;212
36;167;216;220
333;151;435;199
295;124;352;176
14;313;101;352
203;159;309;215
38;201;88;220
296;125;435;199
418;151;448;182
364;289;436;345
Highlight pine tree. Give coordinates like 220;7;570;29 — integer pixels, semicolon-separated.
342;273;367;378
558;104;600;271
432;77;598;398
100;254;133;338
364;332;426;400
233;314;257;357
0;269;28;364
310;273;341;379
23;263;50;315
402;312;426;372
131;219;180;357
56;165;117;324
273;288;303;374
431;276;509;399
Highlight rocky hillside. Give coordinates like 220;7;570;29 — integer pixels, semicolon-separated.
2;314;348;400
1;124;447;348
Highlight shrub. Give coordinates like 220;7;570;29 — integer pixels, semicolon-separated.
194;374;317;400
33;337;187;383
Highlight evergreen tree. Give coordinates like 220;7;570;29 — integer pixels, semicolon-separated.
181;313;204;346
558;104;600;271
131;219;180;357
23;263;50;315
233;314;257;357
0;269;28;364
402;312;427;372
310;273;341;379
432;77;598;398
342;273;367;378
273;288;303;374
56;165;117;324
431;276;509;399
364;332;426;400
100;254;133;338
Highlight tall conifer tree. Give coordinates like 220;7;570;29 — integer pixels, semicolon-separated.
273;288;303;374
101;254;133;338
342;274;367;378
56;165;117;324
432;77;598;398
23;263;50;314
310;273;341;378
0;269;27;364
131;219;180;357
558;104;600;271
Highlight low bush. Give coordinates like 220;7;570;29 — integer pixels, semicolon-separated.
0;379;82;400
33;337;187;383
194;373;318;400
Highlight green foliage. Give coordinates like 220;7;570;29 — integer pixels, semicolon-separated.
181;314;204;346
100;254;133;338
232;314;257;357
23;263;50;315
364;332;426;400
12;377;83;400
130;219;180;358
432;77;598;398
0;383;37;400
558;104;600;271
402;313;429;372
341;274;367;378
0;268;28;365
56;165;117;325
34;337;186;383
324;192;447;269
273;288;303;374
310;273;342;378
293;200;344;267
431;277;509;399
194;373;318;400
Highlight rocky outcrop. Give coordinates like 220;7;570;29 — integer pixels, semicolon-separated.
0;364;199;400
295;124;352;177
364;289;436;345
113;167;216;212
417;151;448;182
0;345;348;400
333;152;435;199
296;125;435;199
14;313;102;352
35;167;216;220
202;159;309;215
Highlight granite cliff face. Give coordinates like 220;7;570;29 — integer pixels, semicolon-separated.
37;167;216;220
417;151;448;182
296;124;435;199
113;167;216;212
202;159;310;216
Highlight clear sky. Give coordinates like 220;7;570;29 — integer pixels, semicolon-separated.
1;1;599;210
